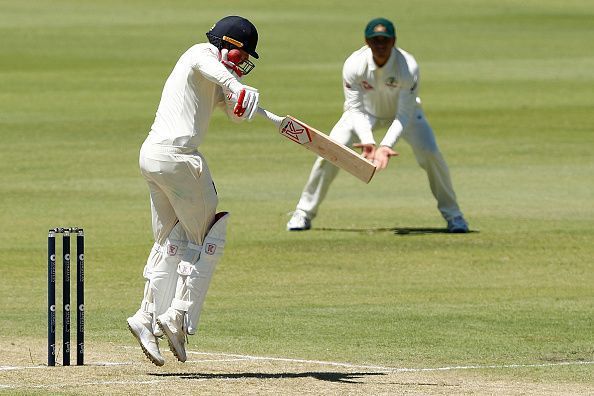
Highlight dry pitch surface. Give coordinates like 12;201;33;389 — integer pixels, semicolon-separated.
1;340;592;395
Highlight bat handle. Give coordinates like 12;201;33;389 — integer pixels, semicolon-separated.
228;90;284;128
256;107;284;128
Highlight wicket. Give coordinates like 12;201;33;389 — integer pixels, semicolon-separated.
47;227;84;366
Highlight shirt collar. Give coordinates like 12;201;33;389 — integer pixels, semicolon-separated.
367;47;397;71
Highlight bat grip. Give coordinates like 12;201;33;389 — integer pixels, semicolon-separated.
256;107;284;128
228;91;284;128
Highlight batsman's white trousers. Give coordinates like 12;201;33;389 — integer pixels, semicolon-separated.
296;106;463;221
139;140;218;246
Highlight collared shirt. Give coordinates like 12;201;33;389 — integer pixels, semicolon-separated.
148;43;244;148
342;46;419;146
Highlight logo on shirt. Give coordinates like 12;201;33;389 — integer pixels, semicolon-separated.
361;81;374;90
385;77;399;88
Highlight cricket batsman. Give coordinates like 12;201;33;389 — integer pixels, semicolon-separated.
287;17;469;233
127;16;261;366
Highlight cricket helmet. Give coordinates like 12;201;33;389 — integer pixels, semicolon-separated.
206;16;259;59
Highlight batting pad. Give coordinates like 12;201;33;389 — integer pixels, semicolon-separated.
140;222;188;333
170;212;230;335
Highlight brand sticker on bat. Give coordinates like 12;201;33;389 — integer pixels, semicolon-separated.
280;119;312;144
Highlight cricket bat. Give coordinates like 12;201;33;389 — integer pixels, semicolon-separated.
257;108;377;183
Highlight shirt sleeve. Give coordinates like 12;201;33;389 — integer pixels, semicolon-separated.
380;59;420;148
190;45;244;95
342;57;375;145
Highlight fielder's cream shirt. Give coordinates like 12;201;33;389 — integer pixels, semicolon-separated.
342;46;419;147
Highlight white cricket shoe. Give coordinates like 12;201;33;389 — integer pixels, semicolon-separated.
447;215;469;233
286;210;311;231
127;312;165;366
156;308;187;363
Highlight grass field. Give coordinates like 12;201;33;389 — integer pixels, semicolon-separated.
1;0;593;394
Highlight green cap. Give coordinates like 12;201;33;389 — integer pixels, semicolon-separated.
364;18;396;38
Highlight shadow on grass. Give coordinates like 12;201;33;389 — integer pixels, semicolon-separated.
149;371;385;383
315;227;479;235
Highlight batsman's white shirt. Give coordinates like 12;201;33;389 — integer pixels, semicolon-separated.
148;43;243;148
342;46;419;147
140;43;243;245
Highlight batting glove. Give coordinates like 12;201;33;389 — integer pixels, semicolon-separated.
233;86;259;121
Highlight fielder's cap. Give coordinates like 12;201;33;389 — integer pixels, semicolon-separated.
207;15;259;58
365;17;396;39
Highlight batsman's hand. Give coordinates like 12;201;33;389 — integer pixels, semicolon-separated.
372;145;398;170
233;86;259;121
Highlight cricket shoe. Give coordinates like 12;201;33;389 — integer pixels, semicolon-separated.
127;312;165;366
447;215;469;233
286;210;311;231
156;308;187;363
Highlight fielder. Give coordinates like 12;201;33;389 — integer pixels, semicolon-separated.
127;16;261;366
287;17;469;233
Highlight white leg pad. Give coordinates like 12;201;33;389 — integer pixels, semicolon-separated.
139;222;187;332
170;212;230;335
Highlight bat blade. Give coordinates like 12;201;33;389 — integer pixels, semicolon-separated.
279;116;376;183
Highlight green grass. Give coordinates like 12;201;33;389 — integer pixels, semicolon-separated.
0;0;592;388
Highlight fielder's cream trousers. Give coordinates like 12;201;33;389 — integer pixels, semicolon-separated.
296;106;463;221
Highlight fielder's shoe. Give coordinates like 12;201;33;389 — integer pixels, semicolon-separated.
447;215;469;233
286;210;311;231
157;308;187;363
127;312;165;366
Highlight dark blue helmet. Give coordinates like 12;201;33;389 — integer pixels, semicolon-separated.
206;16;259;59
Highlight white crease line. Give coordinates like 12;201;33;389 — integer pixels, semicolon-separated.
186;358;253;363
0;366;46;372
4;347;593;375
2;359;593;390
93;361;135;366
1;356;593;390
0;362;134;371
64;380;165;386
1;380;166;390
388;361;594;373
186;351;594;373
187;351;397;371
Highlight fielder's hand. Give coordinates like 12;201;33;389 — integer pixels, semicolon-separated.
233;86;259;121
353;143;376;160
372;145;398;170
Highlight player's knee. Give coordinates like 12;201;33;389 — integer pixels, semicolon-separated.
415;145;441;167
